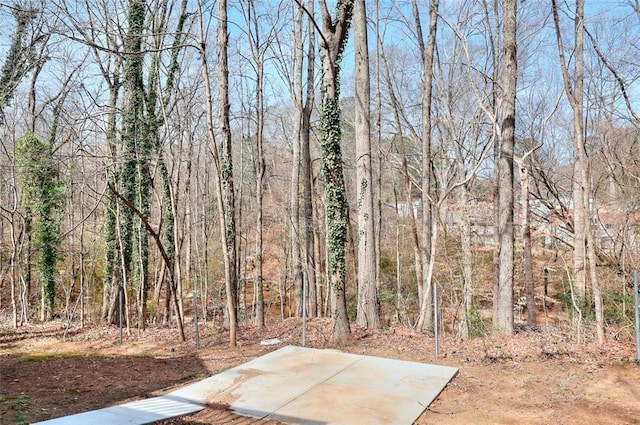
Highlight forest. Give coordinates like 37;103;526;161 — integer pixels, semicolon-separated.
1;0;639;350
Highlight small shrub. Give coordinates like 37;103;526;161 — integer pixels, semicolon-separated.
603;290;634;325
557;290;594;321
466;305;489;338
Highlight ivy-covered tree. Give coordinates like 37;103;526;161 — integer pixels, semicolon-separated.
15;133;65;320
0;5;39;112
318;0;354;343
119;0;147;330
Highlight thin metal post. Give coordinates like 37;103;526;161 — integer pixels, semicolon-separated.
302;271;307;347
193;291;200;349
119;286;123;344
434;281;439;358
634;269;639;361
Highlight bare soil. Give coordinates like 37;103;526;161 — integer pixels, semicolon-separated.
1;318;639;424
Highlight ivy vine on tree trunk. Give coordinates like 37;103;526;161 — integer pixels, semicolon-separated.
317;0;354;343
16;133;64;320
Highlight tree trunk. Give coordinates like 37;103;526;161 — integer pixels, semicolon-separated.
297;0;317;318
354;0;380;329
456;145;473;338
217;0;238;347
290;3;304;318
575;0;603;344
251;4;266;329
572;163;587;298
0;8;40;111
493;0;517;335
460;198;473;338
7;188;19;327
573;0;588;300
291;0;318;317
412;0;439;333
519;160;537;327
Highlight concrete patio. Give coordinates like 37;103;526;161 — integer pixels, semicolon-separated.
34;345;458;425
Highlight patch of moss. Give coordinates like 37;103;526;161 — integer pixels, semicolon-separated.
19;351;87;361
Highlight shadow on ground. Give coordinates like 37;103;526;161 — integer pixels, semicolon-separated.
0;351;208;423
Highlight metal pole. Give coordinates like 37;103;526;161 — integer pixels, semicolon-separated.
634;269;639;361
193;291;200;349
302;271;307;347
119;286;123;344
434;281;439;358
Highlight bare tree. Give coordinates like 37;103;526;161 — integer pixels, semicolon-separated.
552;0;604;344
553;0;586;304
300;0;318;317
271;1;318;320
240;0;282;328
379;44;422;325
56;0;126;325
289;3;304;319
413;0;439;333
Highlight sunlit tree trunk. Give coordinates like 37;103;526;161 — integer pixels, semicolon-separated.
493;0;517;335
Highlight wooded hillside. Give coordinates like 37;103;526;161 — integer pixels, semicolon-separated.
1;0;639;347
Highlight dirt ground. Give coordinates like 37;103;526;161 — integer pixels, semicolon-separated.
1;318;639;425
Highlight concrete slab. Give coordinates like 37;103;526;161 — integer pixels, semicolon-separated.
326;355;459;404
267;355;459;424
33;345;457;425
267;381;426;425
171;345;361;408
206;346;458;424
